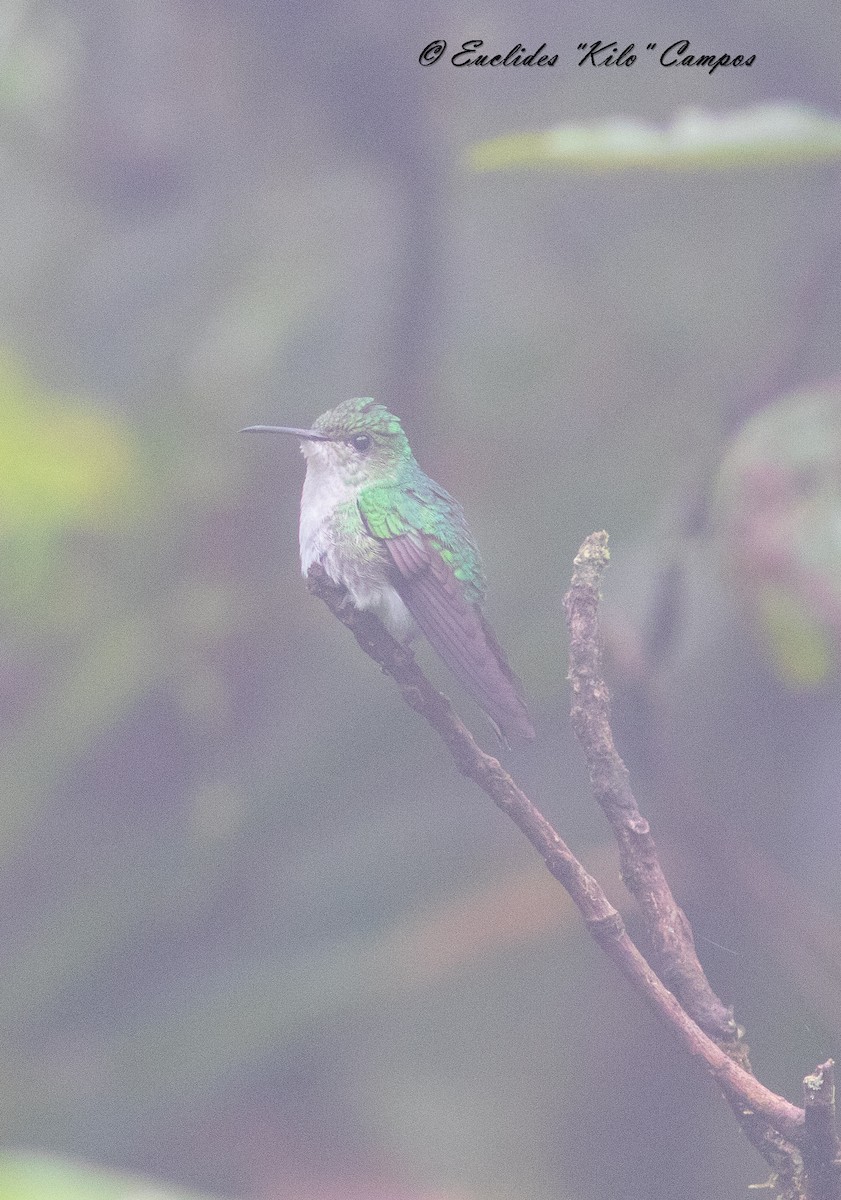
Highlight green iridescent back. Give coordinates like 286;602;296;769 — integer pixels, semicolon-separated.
360;470;486;604
314;399;484;603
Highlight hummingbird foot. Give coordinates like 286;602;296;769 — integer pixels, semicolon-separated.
335;589;355;615
486;715;512;751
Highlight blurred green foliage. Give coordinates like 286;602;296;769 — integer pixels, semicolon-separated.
759;586;833;686
470;103;841;172
0;1152;216;1200
0;350;138;604
0;352;135;534
713;384;841;687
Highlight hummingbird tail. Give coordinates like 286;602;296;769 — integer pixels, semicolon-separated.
401;571;535;743
476;608;536;743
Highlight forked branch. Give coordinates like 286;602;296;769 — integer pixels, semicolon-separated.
306;534;841;1196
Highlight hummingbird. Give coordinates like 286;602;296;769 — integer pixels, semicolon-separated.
242;397;535;742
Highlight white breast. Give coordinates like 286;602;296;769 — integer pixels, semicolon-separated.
298;457;358;576
296;449;413;639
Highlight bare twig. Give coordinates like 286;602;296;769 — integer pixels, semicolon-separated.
804;1061;841;1200
306;561;805;1149
563;531;807;1194
562;531;739;1043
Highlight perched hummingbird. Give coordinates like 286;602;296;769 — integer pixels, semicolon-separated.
243;397;535;742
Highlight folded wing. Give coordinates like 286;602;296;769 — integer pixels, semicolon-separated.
359;487;534;742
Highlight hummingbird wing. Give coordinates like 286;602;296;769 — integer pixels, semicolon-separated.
358;483;535;742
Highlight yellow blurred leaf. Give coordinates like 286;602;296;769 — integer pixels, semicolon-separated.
758;585;834;689
0;350;137;535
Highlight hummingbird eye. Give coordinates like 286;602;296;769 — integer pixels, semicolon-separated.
350;433;372;452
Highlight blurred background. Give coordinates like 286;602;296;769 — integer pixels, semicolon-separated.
1;2;841;1198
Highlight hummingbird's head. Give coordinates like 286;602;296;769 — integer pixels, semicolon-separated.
242;398;412;487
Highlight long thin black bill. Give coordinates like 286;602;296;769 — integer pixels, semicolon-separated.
239;425;329;440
